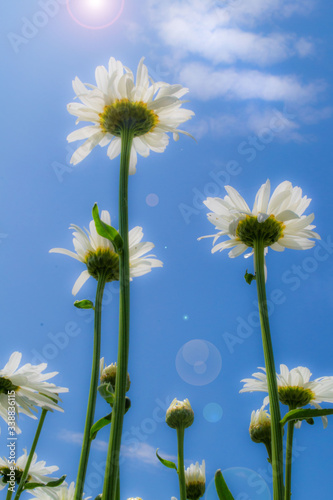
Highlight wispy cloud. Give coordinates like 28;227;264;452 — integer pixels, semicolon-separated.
58;430;108;452
180;63;325;103
186;105;302;141
133;0;327;140
120;442;176;467
149;0;315;66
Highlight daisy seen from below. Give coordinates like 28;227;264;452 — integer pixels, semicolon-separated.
0;449;58;491
67;57;194;173
185;460;206;500
241;365;333;427
0;352;68;430
49;210;163;295
28;481;91;500
199;179;320;258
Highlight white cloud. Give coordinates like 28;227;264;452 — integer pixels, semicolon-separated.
143;0;328;136
149;0;315;66
180;63;325;103
221;0;316;26
58;430;108;451
120;442;177;467
187;107;299;139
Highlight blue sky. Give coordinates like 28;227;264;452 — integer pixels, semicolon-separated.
1;0;333;498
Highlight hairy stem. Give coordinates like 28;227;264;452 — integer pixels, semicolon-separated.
102;128;133;500
74;272;107;500
177;426;187;500
254;239;284;500
14;409;48;500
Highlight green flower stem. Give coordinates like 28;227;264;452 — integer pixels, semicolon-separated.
177;426;187;500
253;239;284;500
74;272;107;500
6;487;13;500
284;405;296;500
13;409;48;500
116;470;120;500
102;128;134;500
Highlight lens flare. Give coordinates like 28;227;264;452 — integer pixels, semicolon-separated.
66;0;125;30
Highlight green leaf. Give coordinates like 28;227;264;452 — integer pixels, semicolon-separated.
244;269;256;285
215;470;235;500
90;413;112;440
281;408;333;427
92;204;123;253
23;475;66;490
98;383;115;405
74;299;94;310
155;449;177;470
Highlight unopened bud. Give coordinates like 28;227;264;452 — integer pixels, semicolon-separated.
166;398;194;429
249;407;271;444
185;460;206;499
100;358;131;392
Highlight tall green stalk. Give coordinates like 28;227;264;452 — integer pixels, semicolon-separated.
253;239;284;500
284;405;296;500
13;409;48;500
6;487;13;500
74;272;107;500
102;128;133;500
177;426;187;500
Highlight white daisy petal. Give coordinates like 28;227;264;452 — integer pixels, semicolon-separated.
0;353;68;423
50;214;163;295
67;57;193;169
72;270;91;296
241;365;333;429
199;180;319;270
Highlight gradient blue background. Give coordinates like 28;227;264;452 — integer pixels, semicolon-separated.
1;0;333;498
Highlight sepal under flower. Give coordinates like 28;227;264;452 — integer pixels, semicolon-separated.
67;57;194;173
50;210;163;295
241;365;333;428
199;179;320;259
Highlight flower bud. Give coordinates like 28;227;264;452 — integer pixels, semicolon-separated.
249;407;271;444
165;398;194;429
185;460;206;500
100;358;131;392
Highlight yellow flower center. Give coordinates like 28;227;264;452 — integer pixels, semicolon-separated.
85;248;120;282
0;466;31;485
0;377;18;394
236;215;285;247
278;386;314;407
99;99;159;137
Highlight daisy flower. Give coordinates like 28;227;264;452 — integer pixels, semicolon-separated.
0;449;58;491
50;210;163;295
241;365;333;428
28;481;91;499
185;460;206;500
0;352;68;430
67;57;194;173
199;179;320;258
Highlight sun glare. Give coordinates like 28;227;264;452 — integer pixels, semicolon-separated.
86;0;104;9
67;0;125;29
